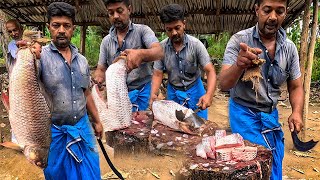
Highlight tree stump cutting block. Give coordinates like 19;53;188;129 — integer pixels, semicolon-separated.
105;111;153;156
178;142;272;180
149;121;219;155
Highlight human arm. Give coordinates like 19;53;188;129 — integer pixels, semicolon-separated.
122;42;164;71
93;65;107;85
149;69;164;108
197;63;217;109
122;26;164;70
93;37;109;85
85;88;103;138
218;43;262;91
287;78;304;133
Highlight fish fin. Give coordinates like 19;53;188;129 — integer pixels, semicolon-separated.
0;141;23;151
1;90;9;112
175;110;186;121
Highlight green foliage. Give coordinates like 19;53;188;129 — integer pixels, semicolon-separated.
312;40;320;81
0;58;5;66
206;33;231;59
287;19;301;48
71;26;102;67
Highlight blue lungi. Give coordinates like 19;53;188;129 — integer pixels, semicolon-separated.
229;99;284;180
167;78;208;120
44;114;101;180
128;82;151;112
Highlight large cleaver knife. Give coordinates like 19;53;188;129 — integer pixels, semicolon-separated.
291;130;318;152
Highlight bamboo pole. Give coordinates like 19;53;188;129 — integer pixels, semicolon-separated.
302;0;318;140
299;0;311;83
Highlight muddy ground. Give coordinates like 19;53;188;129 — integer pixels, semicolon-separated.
0;91;319;180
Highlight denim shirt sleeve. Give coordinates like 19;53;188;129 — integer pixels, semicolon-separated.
141;25;159;48
196;40;211;67
153;59;164;71
287;42;301;80
98;36;110;68
223;35;241;65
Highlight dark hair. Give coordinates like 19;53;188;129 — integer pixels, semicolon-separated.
104;0;130;7
47;2;76;23
159;4;184;24
6;19;22;30
256;0;289;7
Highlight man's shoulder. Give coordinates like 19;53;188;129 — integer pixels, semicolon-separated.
231;26;255;39
102;34;112;42
133;23;152;30
186;34;202;44
283;38;296;48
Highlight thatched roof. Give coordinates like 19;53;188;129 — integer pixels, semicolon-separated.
0;0;306;34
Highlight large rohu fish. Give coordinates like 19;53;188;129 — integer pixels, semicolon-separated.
92;56;132;131
152;100;206;135
8;35;51;168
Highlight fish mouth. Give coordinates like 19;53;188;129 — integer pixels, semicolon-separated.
24;145;49;168
175;110;206;135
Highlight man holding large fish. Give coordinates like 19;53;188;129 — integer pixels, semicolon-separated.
150;4;217;120
94;0;164;112
9;2;103;179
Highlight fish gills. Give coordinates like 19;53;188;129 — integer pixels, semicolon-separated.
9;48;51;168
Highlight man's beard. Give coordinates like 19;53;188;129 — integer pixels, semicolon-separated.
172;35;183;43
54;36;70;48
261;22;279;37
114;20;129;31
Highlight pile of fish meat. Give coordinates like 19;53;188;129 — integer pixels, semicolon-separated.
92;56;132;131
196;130;257;162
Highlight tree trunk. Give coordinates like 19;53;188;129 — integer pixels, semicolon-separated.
80;25;87;56
302;0;318;139
299;0;312;83
0;10;9;64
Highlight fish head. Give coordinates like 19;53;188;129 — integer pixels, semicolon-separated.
184;112;206;129
24;145;49;168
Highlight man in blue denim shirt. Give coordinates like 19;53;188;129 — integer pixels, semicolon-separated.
36;2;103;179
94;0;164;112
219;0;303;179
150;4;217;120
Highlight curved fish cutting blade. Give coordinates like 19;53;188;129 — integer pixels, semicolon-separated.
291;131;318;152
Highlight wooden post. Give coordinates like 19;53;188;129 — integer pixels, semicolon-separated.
80;25;87;56
299;0;311;83
302;0;318;139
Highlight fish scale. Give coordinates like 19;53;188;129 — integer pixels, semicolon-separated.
92;57;132;131
9;47;51;168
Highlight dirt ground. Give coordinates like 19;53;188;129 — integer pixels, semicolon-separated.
0;91;319;180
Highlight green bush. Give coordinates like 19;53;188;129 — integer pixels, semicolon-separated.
71;26;102;67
